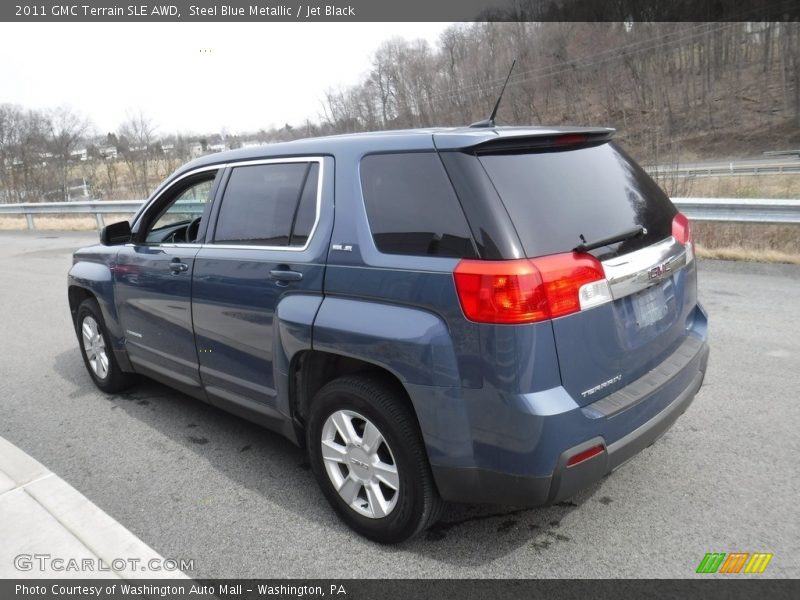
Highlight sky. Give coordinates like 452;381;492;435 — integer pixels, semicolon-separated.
0;22;452;137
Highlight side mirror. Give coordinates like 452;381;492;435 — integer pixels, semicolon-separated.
100;221;132;246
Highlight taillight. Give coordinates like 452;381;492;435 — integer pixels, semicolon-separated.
533;253;611;318
672;212;694;262
452;259;548;324
453;252;611;324
672;212;692;244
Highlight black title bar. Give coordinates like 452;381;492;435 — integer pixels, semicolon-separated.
3;0;800;22
3;579;800;600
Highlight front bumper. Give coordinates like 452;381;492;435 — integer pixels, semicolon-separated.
431;338;709;506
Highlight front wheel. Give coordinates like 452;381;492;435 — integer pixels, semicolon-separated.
307;375;443;543
76;298;134;393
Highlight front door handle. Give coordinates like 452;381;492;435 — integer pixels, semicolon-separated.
269;268;303;283
169;258;189;274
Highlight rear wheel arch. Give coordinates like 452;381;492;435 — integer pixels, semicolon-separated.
302;368;444;542
290;350;418;435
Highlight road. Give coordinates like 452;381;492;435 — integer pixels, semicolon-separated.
1;231;798;578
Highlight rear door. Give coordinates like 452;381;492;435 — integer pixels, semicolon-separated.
190;157;329;416
469;142;696;406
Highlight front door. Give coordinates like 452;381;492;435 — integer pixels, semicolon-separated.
114;172;219;397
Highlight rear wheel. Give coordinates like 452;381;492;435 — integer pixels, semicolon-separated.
76;298;134;393
307;375;443;543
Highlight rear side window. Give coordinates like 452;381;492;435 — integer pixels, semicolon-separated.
360;152;477;258
290;162;319;246
213;161;319;247
478;143;676;258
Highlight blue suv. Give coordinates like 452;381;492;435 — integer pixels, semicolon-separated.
68;127;709;543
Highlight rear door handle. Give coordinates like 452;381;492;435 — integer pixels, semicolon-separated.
169;258;189;274
269;268;303;283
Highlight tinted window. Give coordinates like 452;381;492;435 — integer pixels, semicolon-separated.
290;163;319;246
360;152;476;258
214;162;317;247
478;143;676;259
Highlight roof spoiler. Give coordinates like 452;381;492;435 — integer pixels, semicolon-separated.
468;129;615;154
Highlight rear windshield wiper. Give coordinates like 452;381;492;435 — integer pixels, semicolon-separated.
574;225;646;253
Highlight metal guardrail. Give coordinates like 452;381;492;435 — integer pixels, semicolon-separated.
0;198;798;230
763;150;800;158
645;164;800;178
0;199;201;230
671;198;800;224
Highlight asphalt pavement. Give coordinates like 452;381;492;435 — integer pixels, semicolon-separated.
0;231;798;578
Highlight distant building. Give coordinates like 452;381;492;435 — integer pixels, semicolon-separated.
98;146;118;160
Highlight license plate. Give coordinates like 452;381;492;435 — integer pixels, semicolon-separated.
632;283;668;327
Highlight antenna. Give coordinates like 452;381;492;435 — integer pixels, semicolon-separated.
469;59;517;128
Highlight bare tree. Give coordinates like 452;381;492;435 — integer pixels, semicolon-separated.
0;106;53;202
317;22;799;159
47;106;89;201
118;110;157;199
0;104;23;202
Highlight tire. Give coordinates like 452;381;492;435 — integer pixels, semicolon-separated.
76;298;135;394
306;374;444;543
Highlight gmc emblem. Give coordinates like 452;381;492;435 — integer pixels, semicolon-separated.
648;263;671;280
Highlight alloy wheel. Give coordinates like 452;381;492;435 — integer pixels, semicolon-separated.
320;410;400;519
81;316;109;379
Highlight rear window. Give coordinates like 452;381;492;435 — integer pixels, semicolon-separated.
360;152;477;258
478;143;676;258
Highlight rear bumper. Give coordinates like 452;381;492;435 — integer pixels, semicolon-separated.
431;339;709;506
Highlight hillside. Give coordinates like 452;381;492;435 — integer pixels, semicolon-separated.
315;22;800;162
1;22;798;203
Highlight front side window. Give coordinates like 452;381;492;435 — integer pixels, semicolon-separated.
145;175;216;244
213;161;319;247
360;152;477;258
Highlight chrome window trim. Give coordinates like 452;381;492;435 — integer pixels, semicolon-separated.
132;164;222;232
139;243;200;249
601;236;689;300
133;156;325;253
211;156;324;252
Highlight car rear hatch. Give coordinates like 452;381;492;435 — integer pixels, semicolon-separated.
439;131;697;407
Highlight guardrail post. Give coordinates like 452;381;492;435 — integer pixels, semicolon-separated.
95;213;104;230
25;213;34;230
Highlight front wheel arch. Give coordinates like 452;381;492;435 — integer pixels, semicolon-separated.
68;285;96;327
75;297;135;393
